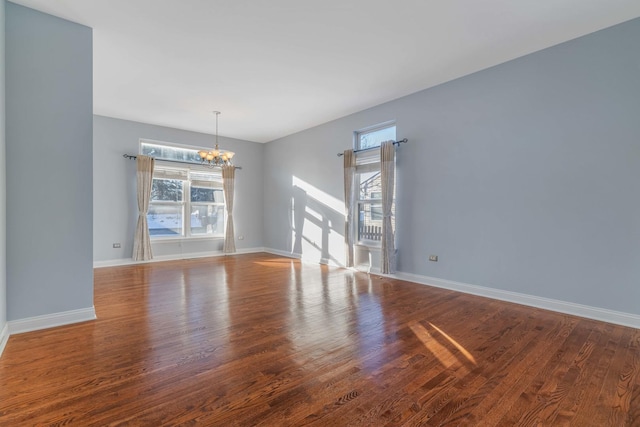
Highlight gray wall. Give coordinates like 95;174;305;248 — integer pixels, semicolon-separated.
93;115;264;262
0;0;6;333
264;18;640;315
6;3;93;320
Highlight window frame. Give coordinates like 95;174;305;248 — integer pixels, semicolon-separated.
139;139;227;242
188;176;226;238
148;176;186;238
140;139;208;164
353;122;396;247
354;120;396;151
355;164;383;247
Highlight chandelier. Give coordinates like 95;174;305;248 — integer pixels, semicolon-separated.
198;111;235;166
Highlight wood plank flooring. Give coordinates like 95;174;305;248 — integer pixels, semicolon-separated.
0;253;638;426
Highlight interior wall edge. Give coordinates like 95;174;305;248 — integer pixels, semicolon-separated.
0;324;9;358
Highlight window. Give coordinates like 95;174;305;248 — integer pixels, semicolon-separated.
149;170;185;236
356;122;396;150
354;123;396;245
141;140;226;239
141;141;203;164
189;172;225;236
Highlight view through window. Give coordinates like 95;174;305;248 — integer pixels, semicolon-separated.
354;123;396;245
140;140;226;239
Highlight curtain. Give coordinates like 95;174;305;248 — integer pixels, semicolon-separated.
380;141;396;274
343;149;356;267
222;165;236;253
133;155;155;261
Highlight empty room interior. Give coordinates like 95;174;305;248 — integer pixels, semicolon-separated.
1;0;640;425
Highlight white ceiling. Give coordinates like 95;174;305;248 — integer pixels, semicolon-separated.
10;0;640;143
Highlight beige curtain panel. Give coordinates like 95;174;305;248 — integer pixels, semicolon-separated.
343;149;356;268
132;155;155;261
380;141;396;274
222;165;236;253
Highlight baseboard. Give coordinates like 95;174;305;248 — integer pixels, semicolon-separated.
263;248;347;268
263;248;301;259
391;271;640;329
93;247;267;268
8;307;97;335
0;323;9;358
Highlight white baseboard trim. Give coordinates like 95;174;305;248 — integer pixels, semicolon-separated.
8;307;97;335
263;248;301;259
263;248;346;268
391;271;640;329
0;323;9;358
93;247;267;268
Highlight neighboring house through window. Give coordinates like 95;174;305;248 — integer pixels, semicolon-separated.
140;140;225;239
354;122;396;245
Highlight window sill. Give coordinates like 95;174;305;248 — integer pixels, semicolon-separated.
355;242;381;250
151;235;224;244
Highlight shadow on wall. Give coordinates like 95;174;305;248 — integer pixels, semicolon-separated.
288;176;345;266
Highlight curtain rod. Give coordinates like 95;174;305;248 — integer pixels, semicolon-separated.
336;138;408;157
123;154;242;169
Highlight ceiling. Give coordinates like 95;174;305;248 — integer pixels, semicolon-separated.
9;0;640;143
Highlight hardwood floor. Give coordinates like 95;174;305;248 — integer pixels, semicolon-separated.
0;253;638;426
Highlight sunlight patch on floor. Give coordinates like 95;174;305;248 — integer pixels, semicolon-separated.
428;322;477;366
409;321;477;370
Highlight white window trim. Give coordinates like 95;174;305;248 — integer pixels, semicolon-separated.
354;120;396;151
355;168;383;248
140;138;210;160
353;122;396;248
149;166;226;241
139;140;227;241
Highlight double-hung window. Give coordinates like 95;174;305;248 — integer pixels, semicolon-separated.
189;172;225;236
354;123;396;246
149;168;187;237
141;140;226;240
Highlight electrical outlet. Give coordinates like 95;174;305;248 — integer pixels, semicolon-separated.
238;235;244;240
113;243;121;248
429;255;438;262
